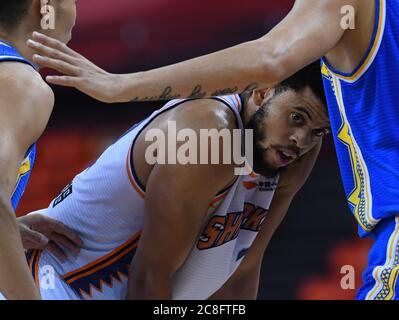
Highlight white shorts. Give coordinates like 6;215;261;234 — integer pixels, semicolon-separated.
32;250;127;300
34;251;81;300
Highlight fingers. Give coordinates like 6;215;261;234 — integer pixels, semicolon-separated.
24;240;68;263
44;218;83;247
27;32;85;77
49;233;81;255
32;54;81;76
46;75;82;88
19;225;49;249
31;31;81;58
27;39;77;67
47;242;68;262
22;240;44;250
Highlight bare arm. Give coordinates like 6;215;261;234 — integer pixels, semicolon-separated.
127;102;237;299
209;142;322;299
127;163;235;299
27;0;357;103
0;63;54;299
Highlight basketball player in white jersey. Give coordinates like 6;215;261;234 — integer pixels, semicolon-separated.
27;62;330;300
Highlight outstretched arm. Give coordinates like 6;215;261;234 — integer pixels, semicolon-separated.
28;0;357;103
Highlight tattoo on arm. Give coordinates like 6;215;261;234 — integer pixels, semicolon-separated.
188;85;207;99
131;83;259;102
211;86;239;96
209;83;259;96
132;86;181;102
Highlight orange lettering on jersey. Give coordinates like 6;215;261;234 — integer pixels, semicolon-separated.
242;181;258;190
243;203;256;221
197;216;225;250
215;212;243;246
242;206;267;232
197;203;268;250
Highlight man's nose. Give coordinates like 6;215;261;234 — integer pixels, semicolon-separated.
289;128;312;149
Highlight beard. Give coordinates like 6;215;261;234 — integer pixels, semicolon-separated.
245;103;279;178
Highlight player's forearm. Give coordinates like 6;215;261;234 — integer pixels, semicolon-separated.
114;39;281;103
0;194;40;300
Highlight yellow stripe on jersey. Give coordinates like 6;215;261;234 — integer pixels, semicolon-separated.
13;157;32;196
321;63;330;79
366;217;399;300
17;157;31;182
331;76;378;232
0;41;11;48
19;158;31;176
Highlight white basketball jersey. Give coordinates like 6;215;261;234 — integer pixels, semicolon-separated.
31;95;279;300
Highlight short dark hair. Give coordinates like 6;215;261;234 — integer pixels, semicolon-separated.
276;60;326;106
0;0;32;31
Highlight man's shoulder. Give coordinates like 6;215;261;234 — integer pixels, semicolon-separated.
0;62;54;144
0;61;54;108
163;98;239;132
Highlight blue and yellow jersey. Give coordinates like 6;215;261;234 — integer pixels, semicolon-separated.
11;144;36;210
0;40;37;210
321;0;399;237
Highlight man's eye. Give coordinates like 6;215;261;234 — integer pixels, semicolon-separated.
313;129;330;137
291;112;304;124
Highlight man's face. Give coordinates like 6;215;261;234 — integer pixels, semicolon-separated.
246;87;330;177
44;0;77;44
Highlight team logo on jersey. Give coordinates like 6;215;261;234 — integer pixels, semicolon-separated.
197;203;267;250
242;178;278;192
53;183;73;208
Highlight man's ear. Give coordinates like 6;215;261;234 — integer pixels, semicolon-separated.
29;0;42;18
25;0;43;29
251;88;274;106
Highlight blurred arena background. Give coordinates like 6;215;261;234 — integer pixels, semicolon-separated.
17;0;372;299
